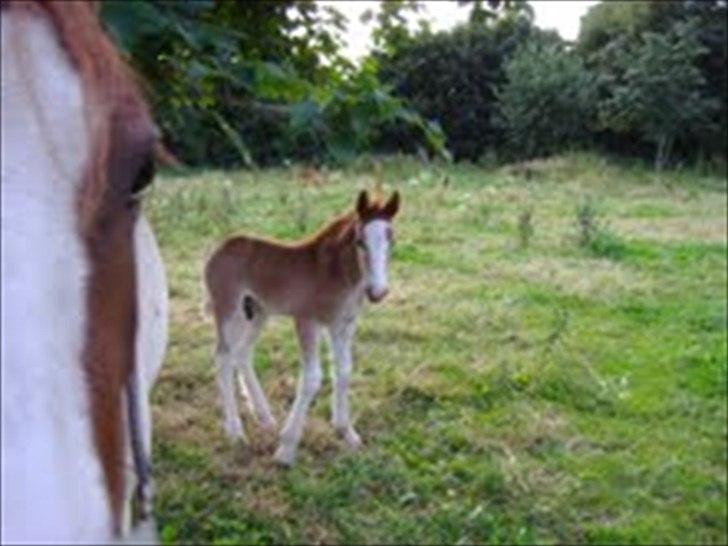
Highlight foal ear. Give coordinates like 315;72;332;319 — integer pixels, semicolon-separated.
383;191;400;218
356;190;370;217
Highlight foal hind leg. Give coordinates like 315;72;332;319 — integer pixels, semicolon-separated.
274;317;322;466
214;312;248;442
233;301;276;432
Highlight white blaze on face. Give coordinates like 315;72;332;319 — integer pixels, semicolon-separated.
362;219;392;302
1;11;111;542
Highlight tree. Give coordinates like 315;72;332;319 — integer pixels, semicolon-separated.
579;0;727;165
599;19;719;170
496;40;597;159
99;0;447;167
376;14;560;161
362;1;426;57
100;0;344;166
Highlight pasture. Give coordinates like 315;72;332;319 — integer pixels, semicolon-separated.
145;153;727;545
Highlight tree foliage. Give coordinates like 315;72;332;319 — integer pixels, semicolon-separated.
97;0;725;171
496;41;597;160
579;0;727;165
599;19;719;169
100;0;447;167
377;12;560;161
363;0;427;56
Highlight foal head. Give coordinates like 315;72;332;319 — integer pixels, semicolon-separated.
355;190;401;303
2;1;162;541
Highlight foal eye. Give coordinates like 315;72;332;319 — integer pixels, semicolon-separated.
131;155;155;196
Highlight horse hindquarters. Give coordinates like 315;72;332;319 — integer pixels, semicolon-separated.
204;245;276;441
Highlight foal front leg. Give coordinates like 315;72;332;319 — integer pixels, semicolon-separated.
274;317;322;466
328;318;361;449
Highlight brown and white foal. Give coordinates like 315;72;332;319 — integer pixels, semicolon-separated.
205;190;400;465
2;2;167;543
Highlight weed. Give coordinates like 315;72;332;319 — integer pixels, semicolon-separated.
518;207;534;249
574;195;627;260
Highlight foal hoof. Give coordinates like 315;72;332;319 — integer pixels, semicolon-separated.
258;417;278;434
224;421;247;443
337;427;362;450
273;445;296;467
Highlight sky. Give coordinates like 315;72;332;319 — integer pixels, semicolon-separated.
318;1;600;62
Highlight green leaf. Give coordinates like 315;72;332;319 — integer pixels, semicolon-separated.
101;1;168;53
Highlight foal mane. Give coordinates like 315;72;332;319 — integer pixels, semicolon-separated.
305;210;358;246
245;209;358;250
303;192;390;247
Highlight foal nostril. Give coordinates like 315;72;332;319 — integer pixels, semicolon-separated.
367;287;389;303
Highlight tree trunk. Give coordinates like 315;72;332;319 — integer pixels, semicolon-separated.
655;134;667;171
663;136;674;169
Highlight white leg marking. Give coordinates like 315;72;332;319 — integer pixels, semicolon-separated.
215;314;247;442
233;313;276;431
217;349;247;441
328;319;362;449
274;318;322;466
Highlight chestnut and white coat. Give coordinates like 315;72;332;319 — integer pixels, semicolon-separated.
204;190;400;466
1;2;168;543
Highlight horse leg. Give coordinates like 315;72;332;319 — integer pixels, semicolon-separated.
234;307;276;432
214;311;247;442
274;317;322;466
327;318;362;449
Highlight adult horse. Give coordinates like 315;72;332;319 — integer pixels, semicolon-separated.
1;1;168;542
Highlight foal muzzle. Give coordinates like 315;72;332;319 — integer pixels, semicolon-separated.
366;286;389;303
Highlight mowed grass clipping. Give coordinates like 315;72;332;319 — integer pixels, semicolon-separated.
144;153;727;545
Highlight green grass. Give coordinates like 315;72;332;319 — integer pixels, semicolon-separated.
144;152;727;545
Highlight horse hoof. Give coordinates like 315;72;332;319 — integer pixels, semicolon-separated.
273;446;296;467
258;417;278;434
344;430;362;450
336;427;362;450
224;421;247;443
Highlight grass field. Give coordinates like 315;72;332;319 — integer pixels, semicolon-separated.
144;152;727;545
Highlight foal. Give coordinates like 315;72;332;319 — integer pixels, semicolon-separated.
205;190;400;465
